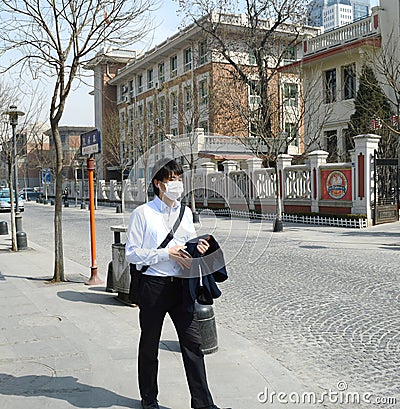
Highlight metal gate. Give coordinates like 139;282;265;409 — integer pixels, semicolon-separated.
373;150;399;225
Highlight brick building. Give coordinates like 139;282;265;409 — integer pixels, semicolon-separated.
87;13;319;179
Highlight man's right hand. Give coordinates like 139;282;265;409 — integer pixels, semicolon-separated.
168;245;192;269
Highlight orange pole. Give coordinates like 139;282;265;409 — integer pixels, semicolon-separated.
85;155;103;285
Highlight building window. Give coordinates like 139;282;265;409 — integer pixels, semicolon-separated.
184;48;192;72
283;83;298;107
249;80;261;107
147;69;154;89
199;120;209;133
129;108;134;130
184;86;192;110
283;46;296;63
342;63;356;100
158;62;165;84
129;80;134;99
285;123;298;146
249;48;256;65
138;74;143;94
170;91;178;115
120;84;128;102
198;79;208;105
170;55;178;78
137;104;144;121
324;69;336;103
325;130;338;161
185;125;192;134
158;96;166;127
171;127;178;136
199;41;208;65
147;101;154;121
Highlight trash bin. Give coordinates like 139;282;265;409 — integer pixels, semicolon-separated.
0;221;8;235
16;231;28;250
195;302;218;354
111;243;133;305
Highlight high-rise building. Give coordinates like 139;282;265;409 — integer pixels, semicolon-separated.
352;0;371;21
307;0;328;27
324;0;353;30
308;0;371;29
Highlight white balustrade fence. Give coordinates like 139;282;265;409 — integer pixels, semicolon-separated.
50;135;382;227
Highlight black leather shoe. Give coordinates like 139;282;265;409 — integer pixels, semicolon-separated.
141;399;160;409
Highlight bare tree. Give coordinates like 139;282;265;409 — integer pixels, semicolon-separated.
0;89;19;251
155;68;211;217
102;106;134;211
0;0;157;281
0;79;48;250
179;0;317;230
364;31;400;152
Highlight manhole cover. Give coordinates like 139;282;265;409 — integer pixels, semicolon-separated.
0;361;56;393
18;315;63;327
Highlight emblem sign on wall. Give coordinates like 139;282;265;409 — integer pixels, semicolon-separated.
321;169;352;201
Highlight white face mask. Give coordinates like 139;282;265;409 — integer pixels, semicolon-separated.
161;180;184;201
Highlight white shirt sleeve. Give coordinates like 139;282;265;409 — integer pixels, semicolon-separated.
125;208;170;266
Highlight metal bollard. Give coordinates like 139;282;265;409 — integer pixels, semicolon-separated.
81;202;86;209
16;231;28;250
106;261;116;293
116;204;122;213
195;302;218;354
0;221;8;235
15;213;23;233
193;211;200;223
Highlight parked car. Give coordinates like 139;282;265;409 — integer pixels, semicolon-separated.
0;188;24;212
20;187;42;201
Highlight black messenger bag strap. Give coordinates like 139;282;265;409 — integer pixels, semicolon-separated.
157;204;186;249
129;204;186;305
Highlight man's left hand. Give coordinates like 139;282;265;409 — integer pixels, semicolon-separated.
196;238;210;255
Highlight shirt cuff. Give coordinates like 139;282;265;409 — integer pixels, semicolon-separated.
157;248;170;262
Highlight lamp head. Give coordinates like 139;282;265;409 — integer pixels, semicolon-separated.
4;105;25;126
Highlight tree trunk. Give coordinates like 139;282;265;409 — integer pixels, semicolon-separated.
121;171;125;212
190;155;196;213
274;160;283;232
51;124;66;282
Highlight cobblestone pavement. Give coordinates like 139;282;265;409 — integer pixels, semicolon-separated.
202;216;400;408
18;203;400;407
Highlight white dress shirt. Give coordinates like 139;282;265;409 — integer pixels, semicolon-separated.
125;196;196;277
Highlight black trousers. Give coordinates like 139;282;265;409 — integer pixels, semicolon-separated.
138;274;214;408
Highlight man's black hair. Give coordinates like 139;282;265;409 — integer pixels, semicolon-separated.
151;158;183;197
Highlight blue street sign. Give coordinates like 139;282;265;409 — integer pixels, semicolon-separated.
81;129;101;156
41;169;51;185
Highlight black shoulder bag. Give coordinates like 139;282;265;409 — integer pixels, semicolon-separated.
129;204;186;305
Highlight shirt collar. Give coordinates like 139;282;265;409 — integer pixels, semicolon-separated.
153;195;180;213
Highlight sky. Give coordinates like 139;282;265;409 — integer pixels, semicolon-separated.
17;0;380;127
62;0;182;127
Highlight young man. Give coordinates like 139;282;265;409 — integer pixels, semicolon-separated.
125;159;229;409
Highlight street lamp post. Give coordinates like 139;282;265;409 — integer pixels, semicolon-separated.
5;105;27;249
273;131;288;233
73;160;79;207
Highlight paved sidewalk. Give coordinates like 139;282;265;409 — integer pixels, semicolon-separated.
0;233;317;409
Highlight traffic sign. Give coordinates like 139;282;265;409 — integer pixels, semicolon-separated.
81;129;101;156
41;168;51;185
